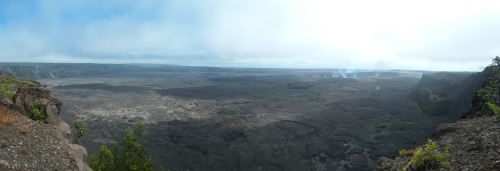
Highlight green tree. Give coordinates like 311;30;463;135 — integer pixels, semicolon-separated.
493;56;500;66
89;122;158;171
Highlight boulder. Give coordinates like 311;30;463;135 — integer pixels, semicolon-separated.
67;144;92;171
45;104;59;124
13;86;63;125
56;121;71;140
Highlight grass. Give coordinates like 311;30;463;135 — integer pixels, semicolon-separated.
0;87;15;99
0;74;35;100
0;107;23;125
0;74;34;90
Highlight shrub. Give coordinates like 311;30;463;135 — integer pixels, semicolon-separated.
486;102;500;118
399;149;406;156
0;87;15;100
73;119;88;143
476;87;496;99
28;98;44;122
493;56;500;66
403;139;449;171
89;122;158;171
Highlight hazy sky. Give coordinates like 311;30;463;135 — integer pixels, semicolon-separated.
0;0;499;71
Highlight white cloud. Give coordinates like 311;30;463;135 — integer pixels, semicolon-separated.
0;0;499;71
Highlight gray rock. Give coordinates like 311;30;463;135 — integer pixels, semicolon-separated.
14;95;24;111
68;144;92;171
0;160;10;168
56;121;71;140
45;104;59;124
24;95;34;107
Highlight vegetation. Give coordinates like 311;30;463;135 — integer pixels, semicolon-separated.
0;107;23;125
0;87;15;99
493;56;500;66
73;119;88;143
486;102;500;118
0;74;33;87
403;139;449;171
474;56;500;117
89;122;160;171
476;86;496;99
0;74;34;100
28;98;44;122
399;149;406;156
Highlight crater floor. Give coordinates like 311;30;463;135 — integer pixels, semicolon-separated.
43;70;452;171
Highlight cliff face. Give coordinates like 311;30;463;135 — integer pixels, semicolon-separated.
378;67;500;170
0;75;91;170
411;71;486;119
462;66;500;118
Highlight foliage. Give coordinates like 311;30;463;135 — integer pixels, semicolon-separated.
28;98;44;122
0;75;33;87
474;56;500;117
0;87;15;100
89;122;158;171
0;107;23;125
486;102;500;118
0;74;34;100
399;149;406;156
73;119;88;143
90;145;115;171
476;86;496;99
403;139;449;171
493;56;500;66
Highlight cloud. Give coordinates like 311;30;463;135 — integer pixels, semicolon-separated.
0;0;499;71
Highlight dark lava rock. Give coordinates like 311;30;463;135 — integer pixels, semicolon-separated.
128;117;145;123
223;130;247;142
275;120;317;139
286;82;312;89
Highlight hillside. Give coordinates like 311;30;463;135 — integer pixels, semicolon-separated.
378;64;500;170
0;73;90;170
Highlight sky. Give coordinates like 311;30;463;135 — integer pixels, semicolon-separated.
0;0;499;71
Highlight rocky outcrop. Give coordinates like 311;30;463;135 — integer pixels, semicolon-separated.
0;77;91;170
13;85;63;125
